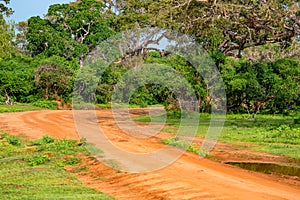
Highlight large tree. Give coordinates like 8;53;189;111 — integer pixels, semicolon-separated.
0;15;13;59
0;0;13;59
221;57;300;116
0;55;35;104
26;0;115;65
35;56;79;101
109;0;300;58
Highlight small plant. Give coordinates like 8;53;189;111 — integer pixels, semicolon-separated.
294;114;300;124
199;150;209;157
41;135;55;144
79;138;87;146
30;135;55;146
0;132;8;139
187;144;200;154
167;110;182;119
161;137;200;154
27;155;50;166
6;135;22;146
276;124;290;132
64;156;81;166
54;139;77;154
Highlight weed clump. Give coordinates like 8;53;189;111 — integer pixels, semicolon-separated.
161;137;200;154
1;133;22;146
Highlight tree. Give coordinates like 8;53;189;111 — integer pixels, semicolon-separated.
0;14;13;59
14;21;29;54
111;0;300;58
220;57;300;117
0;0;13;17
0;55;35;104
34;56;79;101
26;0;115;65
243;41;300;63
0;0;13;59
27;16;77;58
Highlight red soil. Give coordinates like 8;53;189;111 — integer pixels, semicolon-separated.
0;109;299;199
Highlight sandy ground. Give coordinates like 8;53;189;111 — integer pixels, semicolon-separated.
0;109;300;200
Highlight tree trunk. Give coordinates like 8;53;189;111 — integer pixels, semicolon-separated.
4;90;13;105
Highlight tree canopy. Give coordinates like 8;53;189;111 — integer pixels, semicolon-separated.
112;0;300;57
26;0;115;64
0;14;12;59
0;0;13;17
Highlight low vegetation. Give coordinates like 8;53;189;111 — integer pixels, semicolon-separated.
0;133;113;199
0;101;59;113
161;137;200;155
135;111;300;160
0;104;41;113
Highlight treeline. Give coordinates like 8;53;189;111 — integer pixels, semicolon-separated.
0;0;299;115
1;51;299;115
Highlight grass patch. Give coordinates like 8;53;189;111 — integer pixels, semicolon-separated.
32;100;58;110
0;133;114;199
226;162;300;177
134;111;300;160
161;137;200;155
0;103;42;113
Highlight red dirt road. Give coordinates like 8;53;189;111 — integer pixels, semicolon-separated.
0;110;300;199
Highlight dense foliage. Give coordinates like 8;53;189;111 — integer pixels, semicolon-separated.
0;0;299;116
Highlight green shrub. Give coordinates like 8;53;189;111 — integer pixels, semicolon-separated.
41;135;55;144
161;137;200;154
30;135;55;146
0;132;8;139
33;100;58;109
27;155;50;166
294;114;300;124
6;135;22;146
21;94;42;103
167;110;181;119
64;156;81;166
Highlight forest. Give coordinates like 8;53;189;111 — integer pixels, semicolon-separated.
0;0;299;117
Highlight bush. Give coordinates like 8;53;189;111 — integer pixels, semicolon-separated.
33;100;58;110
22;94;42;103
63;156;81;166
31;135;55;146
42;135;55;144
294;114;300;124
27;155;50;166
6;135;22;146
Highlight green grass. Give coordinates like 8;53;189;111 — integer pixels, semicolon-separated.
226;162;300;177
134;111;300;160
161;137;200;154
96;103;164;109
0;103;42;113
0;133;114;200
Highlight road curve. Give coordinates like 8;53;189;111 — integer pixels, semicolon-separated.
0;110;299;200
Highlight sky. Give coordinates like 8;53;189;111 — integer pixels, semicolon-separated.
6;0;74;22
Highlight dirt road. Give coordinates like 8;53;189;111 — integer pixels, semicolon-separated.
0;109;300;199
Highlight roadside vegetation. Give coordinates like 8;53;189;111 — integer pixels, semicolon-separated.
135;111;300;160
0;103;41;113
0;133;113;199
0;101;60;113
0;0;298;118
